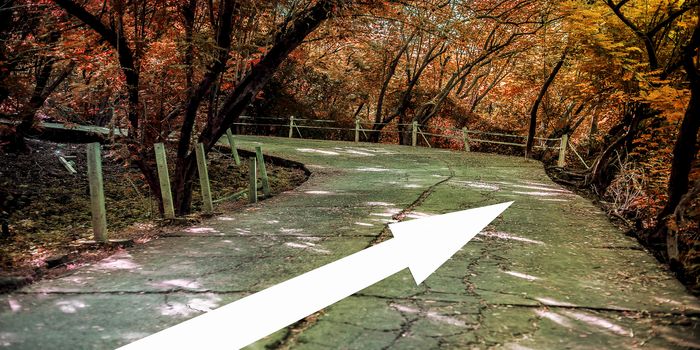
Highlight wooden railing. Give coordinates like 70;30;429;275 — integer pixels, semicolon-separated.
232;116;572;168
0;118;128;137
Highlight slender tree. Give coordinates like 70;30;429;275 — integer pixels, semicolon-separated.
525;49;566;159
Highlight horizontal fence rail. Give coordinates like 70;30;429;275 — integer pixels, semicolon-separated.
1;115;578;169
0;118;128;137
231;116;571;166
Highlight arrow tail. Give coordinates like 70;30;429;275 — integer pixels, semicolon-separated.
120;239;409;350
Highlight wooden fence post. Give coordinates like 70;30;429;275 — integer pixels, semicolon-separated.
225;128;241;165
249;157;258;203
195;143;214;213
462;127;471;152
412;121;417;147
288;116;294;138
255;146;271;198
355;118;360;143
87;143;107;242
154;143;175;219
558;134;568;167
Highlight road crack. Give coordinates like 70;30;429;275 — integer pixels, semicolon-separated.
270;157;455;349
368;158;456;246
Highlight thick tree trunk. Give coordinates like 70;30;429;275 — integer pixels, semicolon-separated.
133;153;164;214
172;155;198;215
176;0;235;161
525;50;566;158
171;0;347;215
182;0;197;93
652;25;700;247
207;0;345;143
171;0;236;214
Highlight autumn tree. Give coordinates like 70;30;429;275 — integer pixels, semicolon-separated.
654;19;700;256
525;49;566;158
361;0;548;144
49;0;354;214
591;0;697;233
411;1;545;131
0;1;75;150
548;0;699;276
569;1;697;190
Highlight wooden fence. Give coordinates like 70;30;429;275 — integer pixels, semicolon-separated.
232;116;571;168
12;117;581;242
84;132;267;242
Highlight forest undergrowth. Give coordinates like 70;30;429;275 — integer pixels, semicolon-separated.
0;139;307;293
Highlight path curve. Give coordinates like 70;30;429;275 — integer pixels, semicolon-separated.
1;136;698;349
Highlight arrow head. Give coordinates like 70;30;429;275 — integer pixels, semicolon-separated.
389;201;513;285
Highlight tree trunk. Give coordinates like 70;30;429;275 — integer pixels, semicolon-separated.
171;0;347;215
371;40;446;140
7;35;74;151
176;0;235;161
397;115;411;146
133;153;164;214
652;24;700;247
372;36;413;143
0;0;15;105
170;0;236;214
586;104;649;190
525;50;566;158
172;154;198;215
54;0;140;131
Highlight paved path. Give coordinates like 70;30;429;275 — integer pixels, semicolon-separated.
1;136;698;349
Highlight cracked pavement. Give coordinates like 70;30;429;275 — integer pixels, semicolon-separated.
1;136;699;349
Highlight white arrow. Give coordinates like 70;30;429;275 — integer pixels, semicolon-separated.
119;201;513;350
